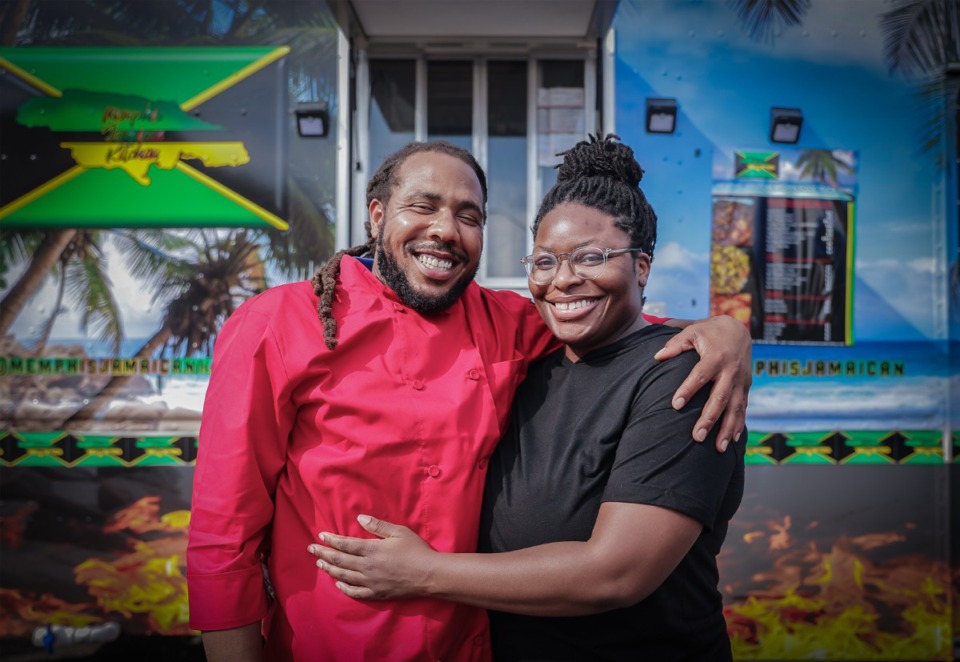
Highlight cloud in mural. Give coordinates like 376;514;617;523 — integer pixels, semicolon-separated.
747;376;949;431
7;241;174;343
650;242;706;273
644;242;709;316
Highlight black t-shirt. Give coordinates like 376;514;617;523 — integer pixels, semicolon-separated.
478;325;745;661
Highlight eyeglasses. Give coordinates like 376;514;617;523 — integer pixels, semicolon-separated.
520;246;646;284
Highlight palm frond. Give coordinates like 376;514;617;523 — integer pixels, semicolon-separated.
66;248;125;354
0;231;45;289
158;230;266;357
259;176;336;281
795;150;855;187
880;0;952;76
110;229;197;292
916;74;956;165
729;0;811;43
0;231;45;264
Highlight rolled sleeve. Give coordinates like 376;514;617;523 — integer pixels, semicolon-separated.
187;562;269;631
605;351;736;527
187;300;295;631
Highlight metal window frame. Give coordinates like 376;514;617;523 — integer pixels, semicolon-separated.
347;44;605;294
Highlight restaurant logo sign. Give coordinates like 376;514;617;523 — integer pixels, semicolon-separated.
0;47;290;229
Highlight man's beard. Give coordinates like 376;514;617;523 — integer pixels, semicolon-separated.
375;233;478;314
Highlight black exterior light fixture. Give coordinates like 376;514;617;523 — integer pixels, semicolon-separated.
295;102;329;137
770;107;803;144
645;97;678;134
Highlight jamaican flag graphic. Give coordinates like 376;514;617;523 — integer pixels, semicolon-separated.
0;47;290;229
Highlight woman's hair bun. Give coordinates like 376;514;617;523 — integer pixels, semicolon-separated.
555;134;644;188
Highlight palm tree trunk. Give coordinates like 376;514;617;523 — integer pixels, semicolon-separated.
34;270;67;355
0;0;30;46
61;326;172;427
0;230;77;336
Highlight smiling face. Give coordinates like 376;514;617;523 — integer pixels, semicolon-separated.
530;202;650;362
369;151;485;314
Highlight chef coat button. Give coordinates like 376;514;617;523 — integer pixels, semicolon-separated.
427;465;441;478
467;369;480;380
412;379;425;390
393;303;406;313
478;456;488;470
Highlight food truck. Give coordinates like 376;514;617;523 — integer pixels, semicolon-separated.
1;0;957;658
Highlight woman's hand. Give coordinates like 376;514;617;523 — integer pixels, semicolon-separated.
308;514;437;600
656;315;752;451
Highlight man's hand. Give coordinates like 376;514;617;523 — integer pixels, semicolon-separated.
656;315;751;451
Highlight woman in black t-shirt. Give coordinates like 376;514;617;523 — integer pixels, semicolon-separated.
310;135;746;661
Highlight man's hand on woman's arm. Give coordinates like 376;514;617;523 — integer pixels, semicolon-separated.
658;315;752;451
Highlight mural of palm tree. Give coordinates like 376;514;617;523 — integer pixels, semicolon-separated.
33;230;123;354
880;0;960;300
1;229;192;354
795;149;856;188
0;230;77;336
730;0;811;42
0;1;338;364
881;0;960;155
64;229;267;426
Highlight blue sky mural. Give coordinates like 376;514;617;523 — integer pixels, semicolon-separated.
613;0;955;432
613;0;947;343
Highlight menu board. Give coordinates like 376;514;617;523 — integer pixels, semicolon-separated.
764;197;851;342
710;197;756;327
711;194;853;344
711;149;856;345
710;148;858;345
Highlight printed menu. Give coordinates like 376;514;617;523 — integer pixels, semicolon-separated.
710;148;856;345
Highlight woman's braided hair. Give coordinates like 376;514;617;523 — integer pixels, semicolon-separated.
533;134;657;259
311;140;487;349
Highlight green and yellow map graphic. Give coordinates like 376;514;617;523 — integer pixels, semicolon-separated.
0;47;290;229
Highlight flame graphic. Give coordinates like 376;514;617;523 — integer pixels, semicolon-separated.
0;494;193;637
0;588;99;637
724;514;953;660
74;497;192;634
0;502;38;548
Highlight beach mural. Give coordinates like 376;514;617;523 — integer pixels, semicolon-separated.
0;46;295;640
0;33;340;429
614;0;957;659
0;46;292;436
1;0;340;643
